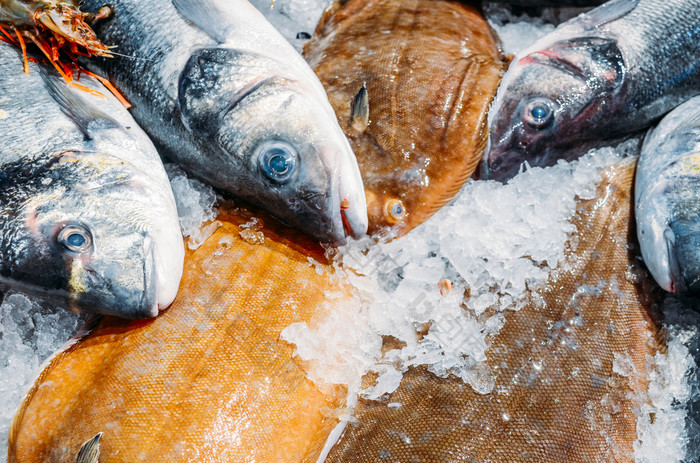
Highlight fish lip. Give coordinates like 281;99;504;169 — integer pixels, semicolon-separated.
142;237;159;317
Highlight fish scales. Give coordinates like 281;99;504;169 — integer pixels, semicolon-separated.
485;0;700;181
0;41;183;318
304;0;505;236
326;158;662;462
8;205;351;462
80;0;368;244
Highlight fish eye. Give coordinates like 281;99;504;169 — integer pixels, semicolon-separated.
57;224;92;253
385;199;406;224
257;142;297;183
522;98;555;130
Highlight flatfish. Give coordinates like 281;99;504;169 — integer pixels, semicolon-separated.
304;0;506;237
325;158;663;461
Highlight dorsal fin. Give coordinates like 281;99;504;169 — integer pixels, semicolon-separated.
172;0;233;43
567;0;638;31
75;432;102;463
350;83;369;133
42;73;121;140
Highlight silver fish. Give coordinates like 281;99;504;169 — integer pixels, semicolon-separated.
483;0;700;181
0;42;184;319
636;95;700;295
81;0;368;245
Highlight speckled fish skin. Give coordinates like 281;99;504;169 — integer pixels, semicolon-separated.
636;95;700;295
326;158;662;462
0;42;183;319
80;0;368;245
8;205;349;462
484;0;700;182
304;0;505;237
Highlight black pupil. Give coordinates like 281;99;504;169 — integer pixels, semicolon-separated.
67;233;85;247
531;105;548;120
393;204;403;215
268;152;289;174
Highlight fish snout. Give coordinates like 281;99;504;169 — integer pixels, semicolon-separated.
666;221;700;295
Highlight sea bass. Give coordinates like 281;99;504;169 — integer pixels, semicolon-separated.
8;205;351;462
636;95;700;295
80;0;367;245
304;0;505;237
325;159;663;461
483;0;700;182
0;42;184;318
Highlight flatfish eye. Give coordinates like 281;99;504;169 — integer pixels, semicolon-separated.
258;142;297;183
522;98;554;129
385;199;406;224
57;224;93;253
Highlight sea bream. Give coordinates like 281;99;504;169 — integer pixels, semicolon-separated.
0;41;184;319
304;0;505;237
80;0;368;244
636;95;700;295
483;0;700;181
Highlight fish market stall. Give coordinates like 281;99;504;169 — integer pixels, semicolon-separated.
2;1;700;462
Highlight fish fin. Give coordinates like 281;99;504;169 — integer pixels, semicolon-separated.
42;73;121;140
350;83;369;133
75;432;103;463
567;0;638;31
171;0;232;43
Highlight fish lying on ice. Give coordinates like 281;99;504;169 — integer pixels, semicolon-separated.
483;0;700;182
80;0;367;245
325;158;663;461
636;95;700;295
8;205;352;462
0;42;183;318
485;0;606;6
304;0;505;237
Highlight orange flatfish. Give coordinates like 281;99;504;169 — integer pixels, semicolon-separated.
325;158;663;461
304;0;506;237
8;205;349;462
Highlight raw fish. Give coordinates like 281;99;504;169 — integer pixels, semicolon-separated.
8;205;350;462
304;0;505;236
484;0;700;181
325;158;663;461
80;0;367;244
636;95;700;295
0;42;183;319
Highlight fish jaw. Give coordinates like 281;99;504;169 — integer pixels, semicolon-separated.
335;138;369;242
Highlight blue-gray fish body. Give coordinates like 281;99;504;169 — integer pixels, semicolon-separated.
636;95;700;295
0;42;184;319
81;0;368;244
484;0;700;181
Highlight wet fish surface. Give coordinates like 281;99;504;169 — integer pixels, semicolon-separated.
484;0;700;181
326;158;662;461
0;42;184;318
484;0;606;6
80;0;367;244
636;95;700;295
8;204;350;462
304;0;505;237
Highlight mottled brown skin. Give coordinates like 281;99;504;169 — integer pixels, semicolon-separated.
304;0;506;237
327;158;662;462
8;205;348;462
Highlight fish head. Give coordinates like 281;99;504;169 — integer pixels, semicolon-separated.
484;37;625;181
2;151;184;318
179;47;368;245
637;154;700;296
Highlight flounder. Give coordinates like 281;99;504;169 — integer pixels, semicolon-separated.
325;158;663;461
304;0;506;237
8;204;351;462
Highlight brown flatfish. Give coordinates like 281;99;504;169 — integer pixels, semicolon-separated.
304;0;506;237
325;158;663;462
8;205;349;462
